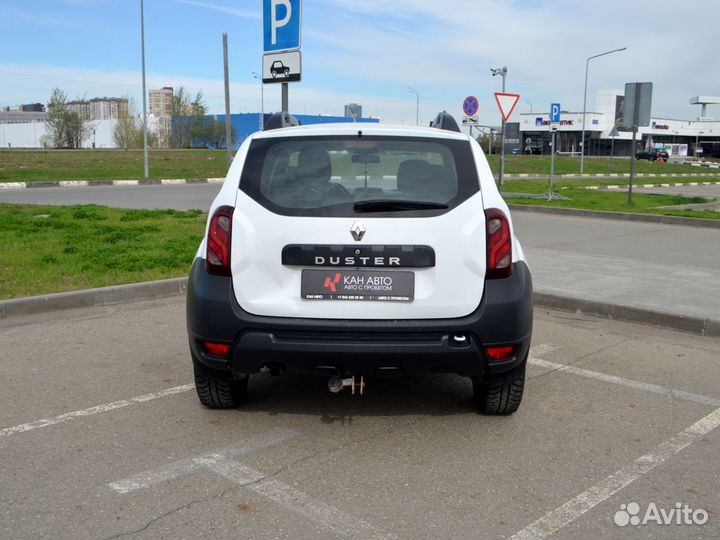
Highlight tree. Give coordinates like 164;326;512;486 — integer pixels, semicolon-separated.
169;87;207;149
193;118;236;149
112;95;160;149
113;96;140;149
45;88;89;148
45;88;70;148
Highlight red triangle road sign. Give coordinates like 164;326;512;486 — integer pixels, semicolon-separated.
494;93;521;122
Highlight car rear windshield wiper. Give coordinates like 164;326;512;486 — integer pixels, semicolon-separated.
353;199;449;213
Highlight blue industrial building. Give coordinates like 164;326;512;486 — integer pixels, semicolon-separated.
210;113;379;149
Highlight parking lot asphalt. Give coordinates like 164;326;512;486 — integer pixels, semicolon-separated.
512;212;720;323
1;297;718;539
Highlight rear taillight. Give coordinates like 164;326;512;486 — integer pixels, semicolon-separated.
485;208;512;279
485;345;515;361
206;205;234;276
202;341;231;358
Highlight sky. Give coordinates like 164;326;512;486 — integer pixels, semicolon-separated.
1;0;719;127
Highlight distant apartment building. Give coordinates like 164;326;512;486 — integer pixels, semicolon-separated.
149;87;174;117
344;103;362;119
21;103;45;112
68;97;129;121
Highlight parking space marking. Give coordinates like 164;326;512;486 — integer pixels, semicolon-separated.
529;357;720;407
509;406;720;539
0;384;193;439
110;430;394;540
199;454;393;539
109;428;298;494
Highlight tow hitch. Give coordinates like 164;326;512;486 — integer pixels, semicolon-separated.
328;375;365;395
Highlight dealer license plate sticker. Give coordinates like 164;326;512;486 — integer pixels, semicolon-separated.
301;269;414;302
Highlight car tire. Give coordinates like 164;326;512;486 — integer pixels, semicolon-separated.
472;369;525;415
192;354;248;409
284;68;290;77
272;72;277;79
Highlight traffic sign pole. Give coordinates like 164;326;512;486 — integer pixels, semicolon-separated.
549;103;560;200
499;77;506;188
549;129;556;200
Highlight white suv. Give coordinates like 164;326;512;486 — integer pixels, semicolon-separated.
187;112;533;414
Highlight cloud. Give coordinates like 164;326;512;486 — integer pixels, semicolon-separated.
173;0;261;19
0;63;433;124
4;7;78;28
307;0;720;122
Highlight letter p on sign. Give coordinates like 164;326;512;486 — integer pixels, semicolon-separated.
264;0;301;52
271;0;291;44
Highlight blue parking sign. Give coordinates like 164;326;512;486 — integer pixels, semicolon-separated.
263;0;301;52
551;103;561;123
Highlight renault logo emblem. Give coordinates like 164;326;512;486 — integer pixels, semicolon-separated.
350;221;366;241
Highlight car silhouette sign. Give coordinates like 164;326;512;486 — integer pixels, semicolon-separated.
262;50;302;84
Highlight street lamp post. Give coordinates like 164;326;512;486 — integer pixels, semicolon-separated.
526;100;533;113
696;131;704;158
251;72;264;131
408;87;419;125
491;66;507;187
580;47;626;173
140;0;149;178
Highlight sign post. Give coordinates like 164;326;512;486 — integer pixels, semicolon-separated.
494;92;521;187
263;0;301;114
623;82;653;204
549;103;560;200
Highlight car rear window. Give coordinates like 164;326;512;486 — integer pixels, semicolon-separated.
239;135;479;217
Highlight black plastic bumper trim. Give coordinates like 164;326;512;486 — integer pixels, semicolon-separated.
186;259;533;378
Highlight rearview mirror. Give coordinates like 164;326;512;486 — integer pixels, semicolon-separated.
351;154;380;164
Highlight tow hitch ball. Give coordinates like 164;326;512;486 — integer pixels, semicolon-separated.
328;375;365;395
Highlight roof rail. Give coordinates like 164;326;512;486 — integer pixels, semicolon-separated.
429;111;461;133
264;112;301;131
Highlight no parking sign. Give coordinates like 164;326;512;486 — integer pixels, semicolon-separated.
463;96;479;117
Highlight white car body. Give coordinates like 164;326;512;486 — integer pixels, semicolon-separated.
197;123;527;320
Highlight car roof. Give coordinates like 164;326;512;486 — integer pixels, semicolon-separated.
250;122;471;142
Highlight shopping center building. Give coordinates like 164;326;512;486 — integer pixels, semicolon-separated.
516;91;720;158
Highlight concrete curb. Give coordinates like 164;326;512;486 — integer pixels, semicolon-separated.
3;171;720;190
0;278;187;319
534;292;720;337
1;278;718;338
574;181;720;191
0;178;225;189
508;204;720;229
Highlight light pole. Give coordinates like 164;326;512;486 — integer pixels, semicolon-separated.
140;0;149;178
696;131;704;158
251;72;264;131
581;47;626;173
408;87;419;125
491;66;507;187
526;100;533;113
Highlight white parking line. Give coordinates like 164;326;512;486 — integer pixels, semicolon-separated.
509;406;720;539
200;454;394;539
529;357;720;407
109;428;298;494
110;429;394;540
0;384;193;439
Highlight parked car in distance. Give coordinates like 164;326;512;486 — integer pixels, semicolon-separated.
636;149;670;161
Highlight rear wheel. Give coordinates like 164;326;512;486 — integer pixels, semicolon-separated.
472;369;525;415
192;355;248;409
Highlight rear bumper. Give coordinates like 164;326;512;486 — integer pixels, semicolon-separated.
186;259;533;379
